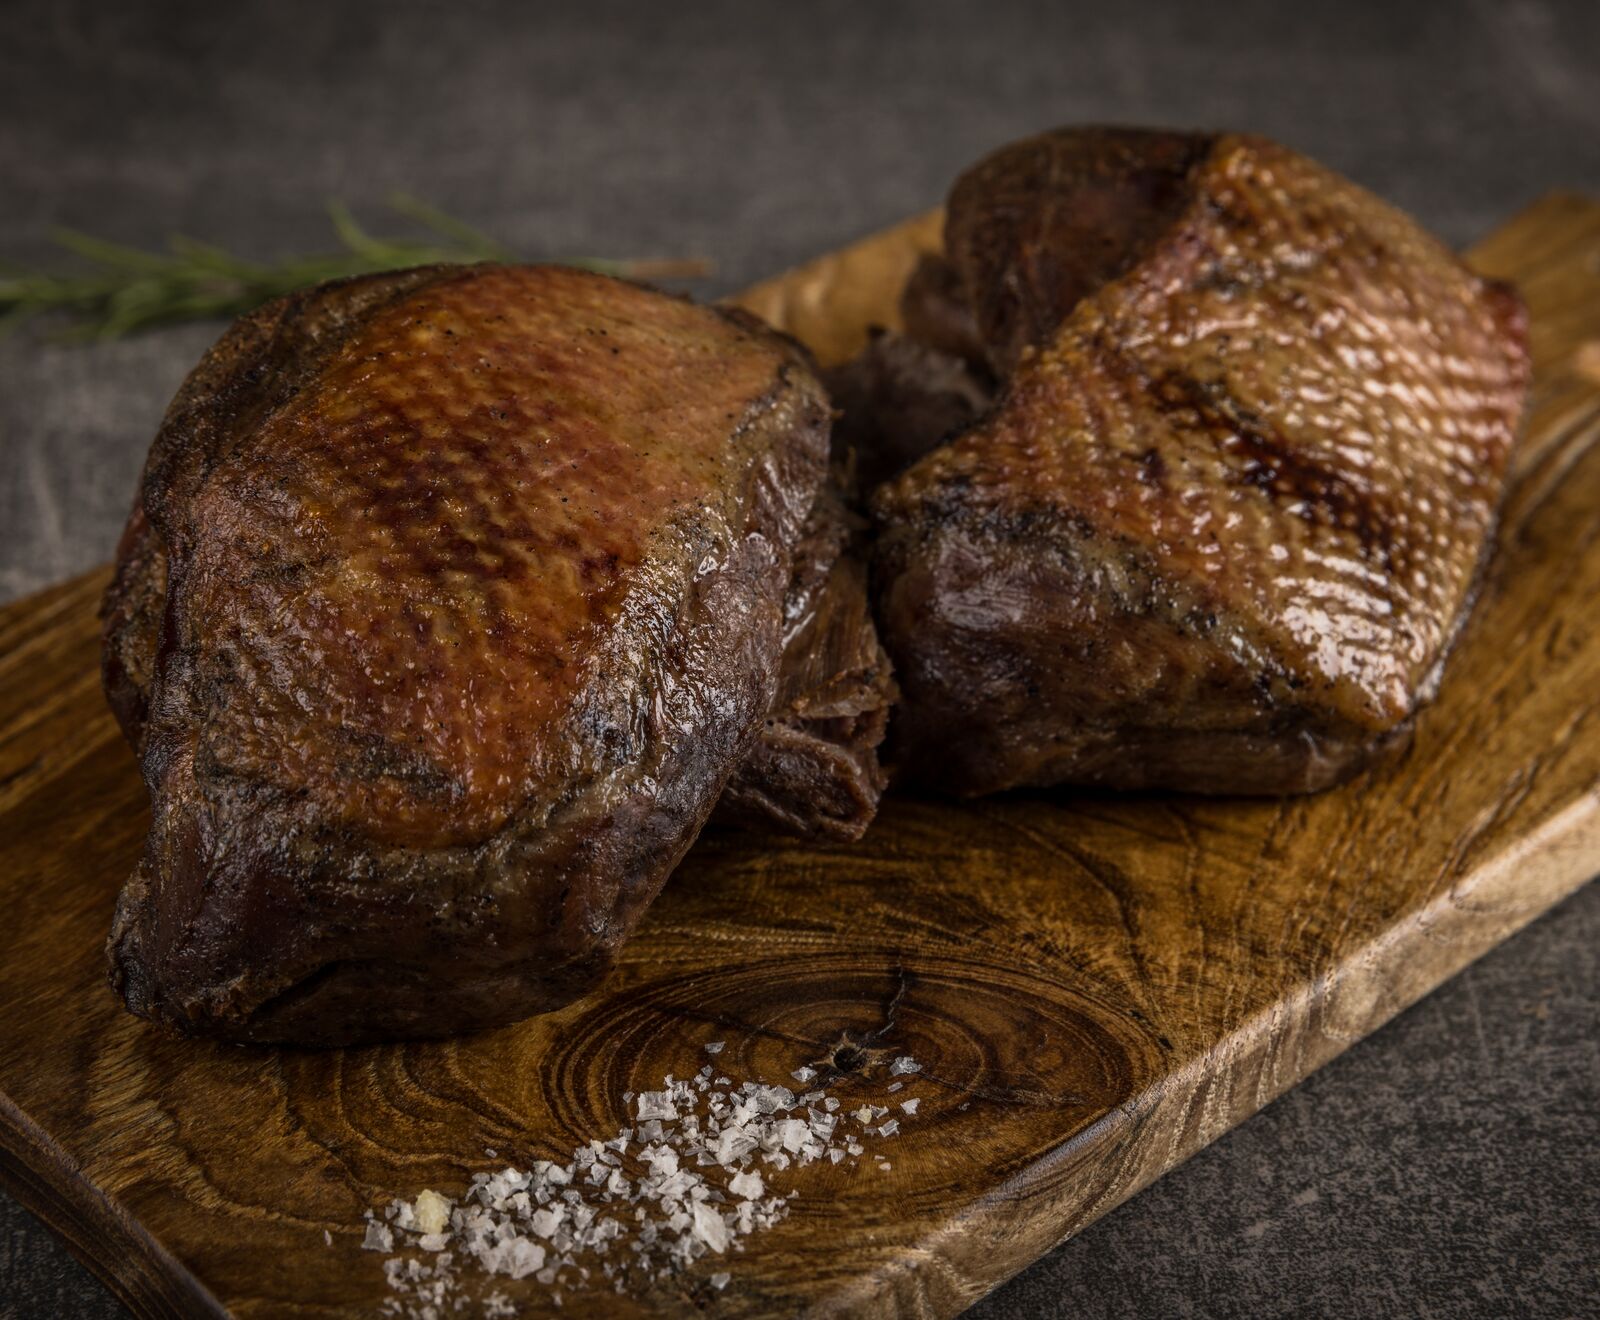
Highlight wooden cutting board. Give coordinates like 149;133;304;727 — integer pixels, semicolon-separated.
0;194;1596;1320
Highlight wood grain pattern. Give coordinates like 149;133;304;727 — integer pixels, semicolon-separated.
0;195;1596;1320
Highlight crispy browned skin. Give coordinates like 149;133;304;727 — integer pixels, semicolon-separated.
872;128;1531;796
102;264;829;1044
714;488;893;839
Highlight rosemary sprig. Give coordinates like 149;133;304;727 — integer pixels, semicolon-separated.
0;195;710;341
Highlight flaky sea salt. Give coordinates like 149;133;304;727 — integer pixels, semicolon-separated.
888;1056;921;1076
358;1052;924;1315
691;1201;730;1253
635;1090;678;1122
411;1189;452;1236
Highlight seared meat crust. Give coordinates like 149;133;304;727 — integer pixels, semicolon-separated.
103;264;830;1044
872;128;1530;796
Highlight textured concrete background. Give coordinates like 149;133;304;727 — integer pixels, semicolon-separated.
1;0;1596;1315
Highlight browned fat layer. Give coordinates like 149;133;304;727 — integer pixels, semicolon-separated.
1141;367;1399;566
176;266;793;848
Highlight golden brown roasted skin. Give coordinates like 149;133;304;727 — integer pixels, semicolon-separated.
872;128;1531;796
102;264;830;1044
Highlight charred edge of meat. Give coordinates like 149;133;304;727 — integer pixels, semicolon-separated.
869;497;1412;797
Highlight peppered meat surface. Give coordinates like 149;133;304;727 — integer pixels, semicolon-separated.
871;128;1531;797
714;487;893;839
102;263;830;1045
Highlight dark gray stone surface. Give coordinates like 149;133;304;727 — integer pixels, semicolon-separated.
0;0;1595;1315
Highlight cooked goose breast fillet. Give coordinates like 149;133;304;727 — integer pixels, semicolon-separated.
102;264;829;1044
872;128;1530;796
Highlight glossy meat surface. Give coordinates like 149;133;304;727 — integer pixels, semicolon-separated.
872;128;1530;795
103;264;830;1043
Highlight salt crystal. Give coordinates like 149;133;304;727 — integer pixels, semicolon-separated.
691;1201;730;1253
901;1098;920;1114
710;1271;730;1290
636;1090;678;1122
704;1041;725;1055
712;1126;757;1165
887;1081;903;1093
323;1229;332;1247
750;1084;796;1114
358;1056;932;1310
888;1056;921;1076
